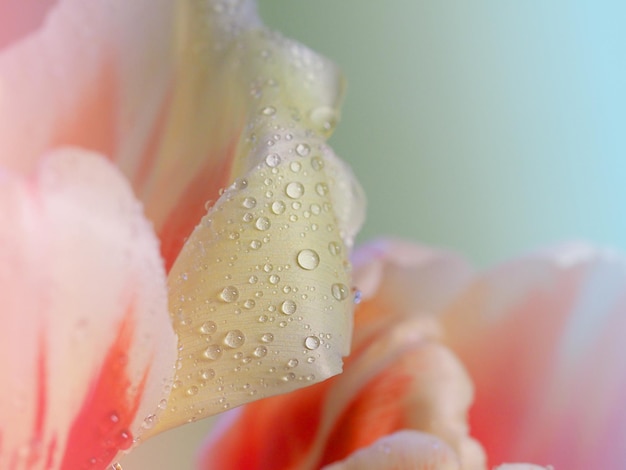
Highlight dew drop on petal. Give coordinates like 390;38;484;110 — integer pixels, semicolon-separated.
254;346;268;358
242;196;257;209
265;153;281;167
297;249;320;270
271;200;286;214
255;216;271;231
280;300;297;315
331;283;349;301
219;286;239;303
304;336;320;350
295;143;310;156
203;344;222;360
224;330;246;348
328;241;342;256
199;321;217;335
285;182;304;199
311;156;324;171
261;333;274;343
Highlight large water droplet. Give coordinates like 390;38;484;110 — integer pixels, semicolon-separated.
297;249;320;270
285;182;304;199
255;216;271;231
219;286;239;303
304;336;321;350
331;283;349;301
224;330;246;348
280;300;297;315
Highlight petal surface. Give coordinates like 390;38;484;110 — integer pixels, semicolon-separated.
197;241;484;470
149;1;365;434
442;244;626;469
0;150;177;469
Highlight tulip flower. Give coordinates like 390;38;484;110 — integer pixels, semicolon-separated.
201;240;626;469
0;0;364;469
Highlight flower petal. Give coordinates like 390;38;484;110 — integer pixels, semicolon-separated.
147;2;365;435
321;431;461;470
0;149;177;469
198;296;484;469
442;244;626;468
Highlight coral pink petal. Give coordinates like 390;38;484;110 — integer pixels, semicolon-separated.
321;431;461;470
443;244;626;469
0;149;177;470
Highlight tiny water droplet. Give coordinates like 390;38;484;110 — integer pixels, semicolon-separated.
287;358;299;368
242;196;257;209
295;143;310;157
297;249;320;270
315;182;329;196
265;153;281;167
261;333;274;343
311;156;324;171
285;182;304;199
280;300;297;315
331;283;349;301
260;105;276;116
224;330;246;348
186;386;199;396
328;241;342;256
219;286;239;303
203;344;222;360
255;216;271;231
199;321;217;335
304;336;321;350
254;346;268;358
271;200;286;214
243;299;256;309
250;239;262;250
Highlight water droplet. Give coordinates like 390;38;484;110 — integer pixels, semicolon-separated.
328;241;342;256
285;182;304;199
249;275;258;284
353;288;362;304
233;178;248;190
295;143;310;157
243;299;256;309
203;344;222;360
307;356;316;364
331;283;349;301
265;153;281;167
260;106;276;116
280;300;297;315
243;212;254;223
250;239;262;250
255;217;271;231
224;330;246;348
242;196;257;209
254;346;268;358
263;263;273;273
261;333;274;343
199;321;217;335
271;200;286;214
310;203;321;215
200;369;215;380
290;161;302;172
297;249;320;270
311;156;324;171
269;274;280;284
287;358;299;368
186;386;199;396
315;182;329;196
304;336;321;350
219;286;239;303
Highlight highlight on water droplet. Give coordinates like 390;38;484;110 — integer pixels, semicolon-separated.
297;249;320;270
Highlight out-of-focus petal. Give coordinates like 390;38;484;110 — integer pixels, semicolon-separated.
0;0;58;51
0;150;177;469
321;431;461;470
442;244;626;469
493;465;553;470
197;241;484;470
0;0;175;193
151;2;365;434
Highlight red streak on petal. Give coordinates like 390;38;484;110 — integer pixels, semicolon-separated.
158;138;237;271
59;306;149;470
25;335;49;467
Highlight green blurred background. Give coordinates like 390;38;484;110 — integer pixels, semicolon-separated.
122;1;626;468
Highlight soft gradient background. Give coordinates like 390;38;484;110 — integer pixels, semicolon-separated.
121;2;626;468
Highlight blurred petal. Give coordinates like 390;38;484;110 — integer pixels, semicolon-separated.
321;431;461;470
197;241;484;469
0;0;58;51
442;244;626;468
0;0;175;182
0;150;177;469
494;465;552;470
150;1;365;434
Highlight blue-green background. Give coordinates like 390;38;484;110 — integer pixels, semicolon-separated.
122;2;626;468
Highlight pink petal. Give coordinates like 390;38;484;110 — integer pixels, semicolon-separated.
321;431;461;470
0;149;177;469
0;0;58;51
443;244;626;468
